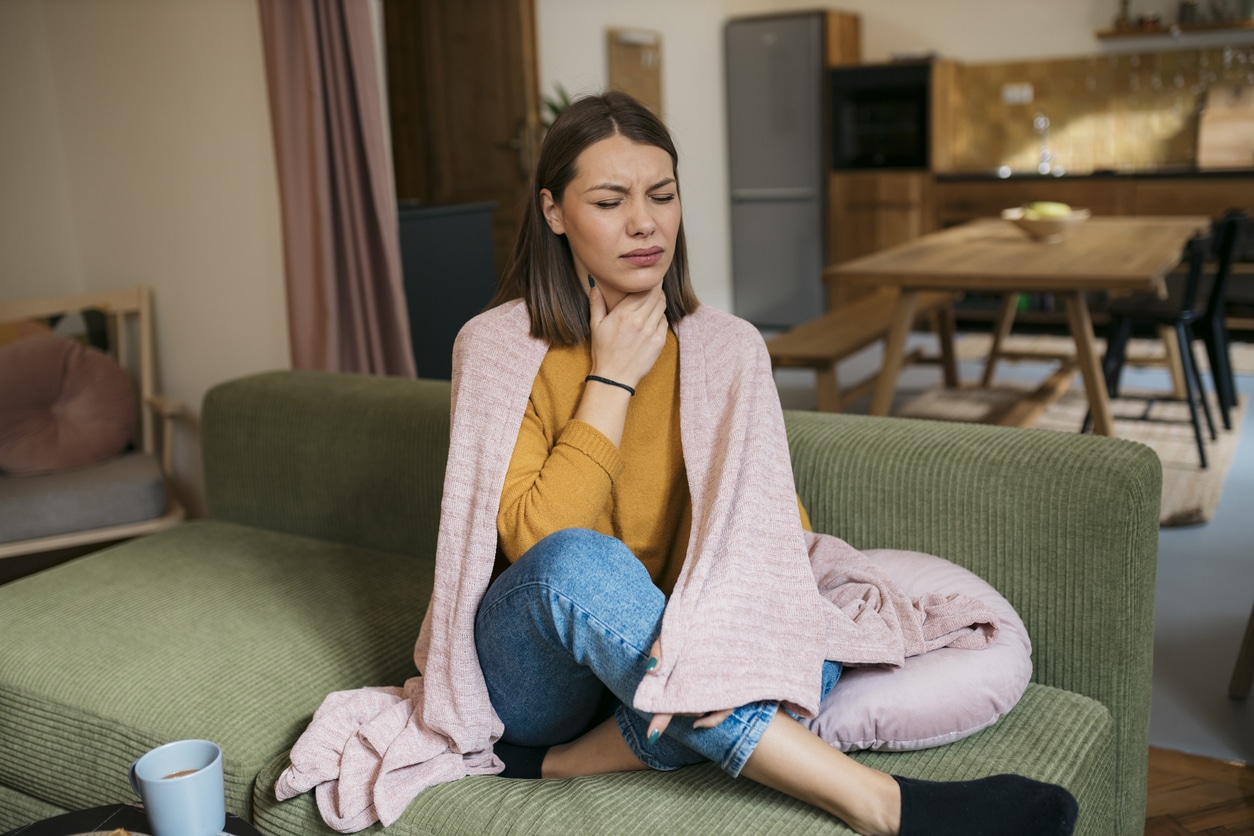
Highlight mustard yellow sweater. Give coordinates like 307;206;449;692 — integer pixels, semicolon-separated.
497;329;809;595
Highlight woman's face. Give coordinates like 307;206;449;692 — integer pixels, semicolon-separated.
541;134;681;311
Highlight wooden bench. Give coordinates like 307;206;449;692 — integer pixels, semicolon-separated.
766;290;959;412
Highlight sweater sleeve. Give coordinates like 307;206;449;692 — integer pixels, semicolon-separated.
497;398;626;563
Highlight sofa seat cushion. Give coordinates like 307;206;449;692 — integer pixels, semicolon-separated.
0;451;166;544
0;521;434;821
253;684;1114;835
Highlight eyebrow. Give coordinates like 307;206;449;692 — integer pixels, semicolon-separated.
584;177;676;194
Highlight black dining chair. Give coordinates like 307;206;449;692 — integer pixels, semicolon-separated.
1083;231;1216;467
1192;209;1250;431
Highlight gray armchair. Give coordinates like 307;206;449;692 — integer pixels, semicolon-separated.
0;286;183;559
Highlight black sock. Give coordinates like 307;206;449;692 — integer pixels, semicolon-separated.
895;774;1079;836
492;741;549;779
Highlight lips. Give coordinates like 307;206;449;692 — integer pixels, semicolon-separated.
621;247;664;267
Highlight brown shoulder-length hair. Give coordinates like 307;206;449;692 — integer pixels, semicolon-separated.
488;90;699;345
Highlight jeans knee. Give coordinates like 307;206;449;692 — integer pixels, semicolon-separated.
515;528;645;588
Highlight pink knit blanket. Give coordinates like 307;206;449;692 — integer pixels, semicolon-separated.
275;300;999;831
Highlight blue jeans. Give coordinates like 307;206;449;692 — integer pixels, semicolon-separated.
474;528;841;777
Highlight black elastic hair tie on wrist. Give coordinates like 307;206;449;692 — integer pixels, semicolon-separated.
585;375;635;396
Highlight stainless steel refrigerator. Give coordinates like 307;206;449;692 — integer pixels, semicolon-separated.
726;12;826;328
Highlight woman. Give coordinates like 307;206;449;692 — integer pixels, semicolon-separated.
460;91;1078;836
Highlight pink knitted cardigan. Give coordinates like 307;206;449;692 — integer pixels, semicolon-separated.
275;300;998;831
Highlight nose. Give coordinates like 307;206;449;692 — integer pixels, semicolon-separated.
626;200;656;237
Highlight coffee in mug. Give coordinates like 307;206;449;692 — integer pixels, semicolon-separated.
163;768;201;780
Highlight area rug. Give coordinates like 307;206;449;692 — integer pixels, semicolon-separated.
897;384;1245;527
954;333;1254;375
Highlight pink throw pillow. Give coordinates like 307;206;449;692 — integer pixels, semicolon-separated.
0;334;138;475
801;548;1032;752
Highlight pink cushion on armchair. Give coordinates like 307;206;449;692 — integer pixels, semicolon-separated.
0;333;138;475
801;548;1033;752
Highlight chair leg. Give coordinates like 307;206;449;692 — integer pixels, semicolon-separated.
1184;326;1217;441
1176;324;1209;469
1203;318;1237;429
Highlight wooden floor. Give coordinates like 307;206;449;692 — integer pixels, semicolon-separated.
1146;747;1254;834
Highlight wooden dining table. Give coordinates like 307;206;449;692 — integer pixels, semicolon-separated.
824;215;1212;436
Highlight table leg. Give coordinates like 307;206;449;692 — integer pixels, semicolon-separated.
1063;291;1115;436
936;301;959;388
814;365;842;413
1158;324;1189;400
981;293;1020;387
870;289;919;417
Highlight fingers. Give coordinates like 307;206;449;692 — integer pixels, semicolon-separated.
641;639;734;744
586;275;607;325
644;639;667;743
646;713;672;745
587;284;669;388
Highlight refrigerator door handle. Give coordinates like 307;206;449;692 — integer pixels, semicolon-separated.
730;187;818;201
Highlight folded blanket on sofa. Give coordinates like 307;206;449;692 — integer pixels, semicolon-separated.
276;300;998;831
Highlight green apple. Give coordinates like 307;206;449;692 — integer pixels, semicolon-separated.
1023;201;1073;220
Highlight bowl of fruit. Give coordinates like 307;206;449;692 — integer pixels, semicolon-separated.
1002;201;1090;243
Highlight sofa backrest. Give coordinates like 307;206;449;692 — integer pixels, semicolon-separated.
202;370;451;559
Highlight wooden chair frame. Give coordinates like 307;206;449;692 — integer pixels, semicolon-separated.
0;286;185;559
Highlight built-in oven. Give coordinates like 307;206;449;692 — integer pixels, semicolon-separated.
830;61;931;170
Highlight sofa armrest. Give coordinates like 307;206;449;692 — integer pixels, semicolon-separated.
784;410;1159;834
201;370;451;559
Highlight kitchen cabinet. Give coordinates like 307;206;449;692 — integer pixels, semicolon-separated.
1130;178;1254;216
826;171;935;308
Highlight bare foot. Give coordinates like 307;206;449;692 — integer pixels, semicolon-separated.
541;716;650;778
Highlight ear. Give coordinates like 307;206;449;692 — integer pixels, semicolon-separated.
540;189;565;235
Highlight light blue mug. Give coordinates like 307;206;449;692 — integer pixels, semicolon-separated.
128;739;226;836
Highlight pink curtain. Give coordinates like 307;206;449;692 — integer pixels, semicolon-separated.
258;0;416;377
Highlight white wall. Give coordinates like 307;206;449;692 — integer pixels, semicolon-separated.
0;0;291;516
0;1;82;300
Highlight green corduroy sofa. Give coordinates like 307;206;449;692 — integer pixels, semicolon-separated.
0;369;1160;835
